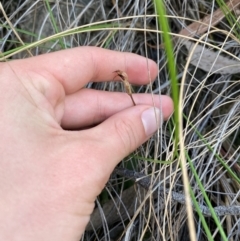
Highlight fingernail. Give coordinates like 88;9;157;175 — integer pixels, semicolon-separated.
141;107;162;136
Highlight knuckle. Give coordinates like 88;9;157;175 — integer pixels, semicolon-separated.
114;118;138;154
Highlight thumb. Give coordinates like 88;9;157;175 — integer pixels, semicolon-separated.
89;105;163;172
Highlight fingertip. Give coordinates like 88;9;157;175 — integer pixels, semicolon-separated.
160;95;174;120
141;107;162;136
127;56;158;84
135;94;174;120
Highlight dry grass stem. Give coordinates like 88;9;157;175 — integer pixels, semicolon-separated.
113;70;136;106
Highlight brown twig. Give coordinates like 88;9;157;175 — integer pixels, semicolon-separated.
113;70;136;106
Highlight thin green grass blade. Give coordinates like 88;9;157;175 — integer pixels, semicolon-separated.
153;0;179;158
186;152;228;240
183;114;240;184
0;24;37;37
1;23;117;60
131;155;173;165
189;187;214;241
216;0;240;38
45;0;65;49
103;30;117;48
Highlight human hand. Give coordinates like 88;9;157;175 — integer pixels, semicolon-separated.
0;47;173;240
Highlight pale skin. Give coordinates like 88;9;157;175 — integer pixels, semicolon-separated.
0;47;173;240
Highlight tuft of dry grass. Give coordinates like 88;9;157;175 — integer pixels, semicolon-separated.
1;1;240;240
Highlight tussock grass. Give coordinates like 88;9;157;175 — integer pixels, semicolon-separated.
1;0;240;240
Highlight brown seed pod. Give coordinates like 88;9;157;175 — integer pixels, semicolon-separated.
113;70;136;106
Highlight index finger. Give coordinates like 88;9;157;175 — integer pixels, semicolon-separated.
10;47;158;94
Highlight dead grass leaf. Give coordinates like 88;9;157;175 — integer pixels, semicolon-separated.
184;40;240;74
179;0;240;74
